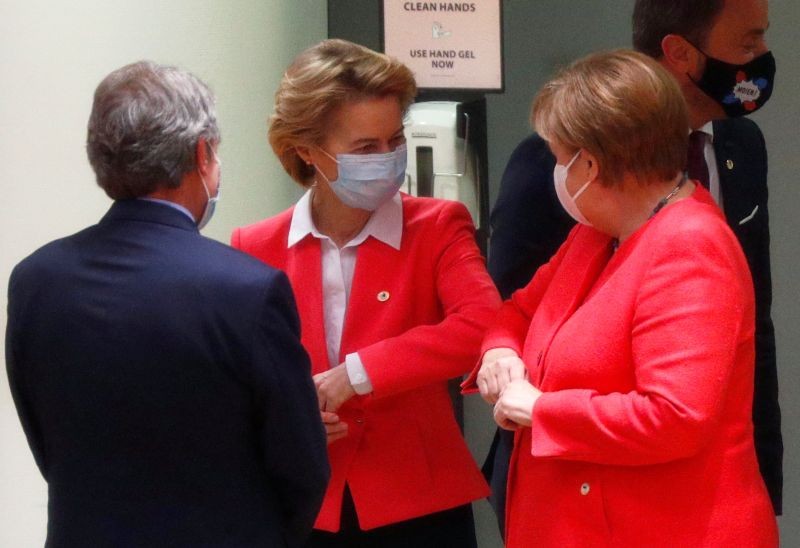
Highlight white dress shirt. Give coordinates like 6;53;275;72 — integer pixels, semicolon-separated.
695;122;723;208
288;190;403;395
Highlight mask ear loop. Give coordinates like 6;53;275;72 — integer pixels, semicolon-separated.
317;147;340;164
564;149;581;170
314;165;332;186
566;150;592;202
309;147;338;188
680;38;709;87
572;178;593;201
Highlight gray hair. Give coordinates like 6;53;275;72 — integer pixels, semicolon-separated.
86;60;220;200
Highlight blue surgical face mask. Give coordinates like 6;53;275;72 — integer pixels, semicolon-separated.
316;144;407;211
197;151;221;230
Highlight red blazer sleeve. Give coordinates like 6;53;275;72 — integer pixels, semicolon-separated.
461;227;579;392
530;218;753;465
358;202;501;398
482;228;579;356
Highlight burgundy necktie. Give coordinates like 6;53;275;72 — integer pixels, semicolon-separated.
687;130;710;189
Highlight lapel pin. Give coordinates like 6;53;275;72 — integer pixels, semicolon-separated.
377;291;390;302
726;159;734;170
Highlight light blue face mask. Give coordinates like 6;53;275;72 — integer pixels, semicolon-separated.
316;144;407;211
197;152;221;230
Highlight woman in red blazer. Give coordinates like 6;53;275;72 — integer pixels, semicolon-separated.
231;39;499;547
467;50;777;547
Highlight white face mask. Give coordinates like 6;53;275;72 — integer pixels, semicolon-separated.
197;150;221;230
553;150;592;226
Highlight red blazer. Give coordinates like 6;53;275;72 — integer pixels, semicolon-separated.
232;194;498;531
470;187;777;547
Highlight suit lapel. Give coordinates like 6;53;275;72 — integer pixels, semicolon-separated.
713;120;755;229
534;228;613;385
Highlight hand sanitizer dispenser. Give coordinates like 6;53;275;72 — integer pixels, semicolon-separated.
404;101;481;228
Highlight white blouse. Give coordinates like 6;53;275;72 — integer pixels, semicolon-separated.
287;190;403;394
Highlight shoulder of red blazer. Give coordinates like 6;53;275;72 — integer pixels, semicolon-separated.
231;207;294;255
399;193;475;233
689;184;726;219
653;190;747;274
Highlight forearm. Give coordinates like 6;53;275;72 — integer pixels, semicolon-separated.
360;302;497;397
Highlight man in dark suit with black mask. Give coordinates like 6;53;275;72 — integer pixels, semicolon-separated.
485;0;781;533
6;60;329;547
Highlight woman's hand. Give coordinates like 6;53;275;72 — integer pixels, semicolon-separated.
493;379;542;430
321;411;348;445
313;364;356;412
477;347;527;404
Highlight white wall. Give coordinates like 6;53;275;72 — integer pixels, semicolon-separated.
0;1;326;545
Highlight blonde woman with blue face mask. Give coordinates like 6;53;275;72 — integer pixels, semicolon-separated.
231;39;500;548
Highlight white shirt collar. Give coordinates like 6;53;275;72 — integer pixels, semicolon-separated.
288;190;403;250
694;121;715;143
138;197;195;222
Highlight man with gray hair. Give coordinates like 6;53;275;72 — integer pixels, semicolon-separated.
6;61;329;547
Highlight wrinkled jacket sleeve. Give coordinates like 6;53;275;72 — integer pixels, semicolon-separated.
5;264;48;477
462;228;579;392
250;271;329;547
358;201;502;397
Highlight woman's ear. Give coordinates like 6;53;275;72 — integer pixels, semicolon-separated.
582;150;600;182
295;144;314;166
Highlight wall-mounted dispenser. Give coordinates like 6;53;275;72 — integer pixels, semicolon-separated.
403;101;483;230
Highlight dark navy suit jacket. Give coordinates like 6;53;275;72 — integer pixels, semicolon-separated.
6;200;330;547
485;121;782;533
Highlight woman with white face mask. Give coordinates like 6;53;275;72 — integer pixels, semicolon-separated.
231;39;500;547
465;49;777;547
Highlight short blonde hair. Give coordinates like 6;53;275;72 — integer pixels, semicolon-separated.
532;49;688;185
269;39;417;186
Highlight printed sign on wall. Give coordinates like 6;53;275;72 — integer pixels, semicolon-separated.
383;1;503;91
